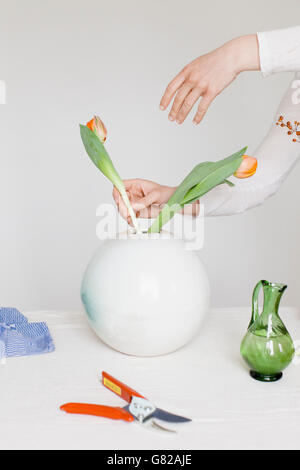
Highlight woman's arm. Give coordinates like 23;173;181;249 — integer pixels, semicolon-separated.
160;26;300;216
160;34;260;124
200;26;300;216
114;28;300;220
202;76;300;216
159;26;300;125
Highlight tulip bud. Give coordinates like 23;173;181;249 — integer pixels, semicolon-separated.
234;155;257;179
86;115;107;143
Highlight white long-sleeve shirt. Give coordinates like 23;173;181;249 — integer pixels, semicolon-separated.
203;26;300;216
258;26;300;77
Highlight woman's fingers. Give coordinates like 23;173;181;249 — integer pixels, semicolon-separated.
113;181;173;223
160;72;186;111
113;186;159;223
193;92;215;125
134;191;161;219
138;205;161;219
131;191;159;212
160;72;214;124
168;83;193;122
176;87;203;124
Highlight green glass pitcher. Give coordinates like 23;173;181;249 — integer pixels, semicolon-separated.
240;280;295;382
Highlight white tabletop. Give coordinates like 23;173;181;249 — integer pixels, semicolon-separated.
1;307;300;450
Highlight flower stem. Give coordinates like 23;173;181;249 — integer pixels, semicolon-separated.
119;188;141;234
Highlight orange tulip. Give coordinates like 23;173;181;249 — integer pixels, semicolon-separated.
234;155;257;179
86;115;107;143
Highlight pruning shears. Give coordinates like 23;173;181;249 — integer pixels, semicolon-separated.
60;371;191;433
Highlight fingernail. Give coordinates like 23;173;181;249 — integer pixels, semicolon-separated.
176;119;181;124
169;115;175;121
193;120;199;125
160;105;165;110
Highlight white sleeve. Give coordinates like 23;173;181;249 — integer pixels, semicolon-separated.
202;74;300;217
257;26;300;77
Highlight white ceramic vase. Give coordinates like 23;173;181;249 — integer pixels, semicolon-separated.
81;231;210;356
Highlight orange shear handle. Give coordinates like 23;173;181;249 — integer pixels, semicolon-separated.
102;371;145;403
60;403;134;422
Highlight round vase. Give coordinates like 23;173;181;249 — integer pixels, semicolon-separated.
81;231;210;356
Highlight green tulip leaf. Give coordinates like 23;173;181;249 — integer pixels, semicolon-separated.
148;147;247;233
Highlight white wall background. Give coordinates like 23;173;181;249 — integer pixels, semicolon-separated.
0;0;299;310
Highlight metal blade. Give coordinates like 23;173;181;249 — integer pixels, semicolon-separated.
123;400;191;426
123;405;176;434
152;408;191;424
150;420;177;434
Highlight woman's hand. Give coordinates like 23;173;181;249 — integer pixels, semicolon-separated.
113;179;175;224
160;34;260;125
113;179;199;225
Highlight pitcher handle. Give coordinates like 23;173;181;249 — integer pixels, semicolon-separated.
248;280;265;329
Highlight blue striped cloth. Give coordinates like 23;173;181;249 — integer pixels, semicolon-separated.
0;308;55;358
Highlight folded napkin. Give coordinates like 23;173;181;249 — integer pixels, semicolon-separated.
0;307;55;358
